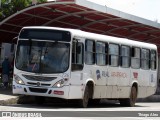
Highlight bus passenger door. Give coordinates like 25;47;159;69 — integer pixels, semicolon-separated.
69;40;84;99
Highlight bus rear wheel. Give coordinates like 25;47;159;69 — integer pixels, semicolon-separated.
79;86;89;108
119;86;137;107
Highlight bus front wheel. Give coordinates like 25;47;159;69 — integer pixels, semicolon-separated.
119;86;137;107
79;86;89;108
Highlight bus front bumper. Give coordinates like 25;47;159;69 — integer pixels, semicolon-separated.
12;81;70;99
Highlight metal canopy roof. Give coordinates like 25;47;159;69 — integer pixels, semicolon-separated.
1;0;160;52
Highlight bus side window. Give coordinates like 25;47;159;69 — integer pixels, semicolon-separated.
131;47;140;69
150;50;156;70
72;41;84;71
141;49;150;70
96;42;108;65
120;45;130;68
109;44;119;67
85;40;95;65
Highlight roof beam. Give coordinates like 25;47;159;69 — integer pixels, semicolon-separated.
79;18;123;29
0;29;18;34
102;23;159;41
56;20;105;33
128;29;160;38
4;23;22;28
11;17;34;31
145;36;160;42
102;24;159;41
42;6;97;26
105;24;142;33
22;12;51;21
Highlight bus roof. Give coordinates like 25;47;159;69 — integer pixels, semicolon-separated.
22;26;157;50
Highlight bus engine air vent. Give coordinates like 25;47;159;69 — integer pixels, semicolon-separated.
29;87;48;93
22;75;57;81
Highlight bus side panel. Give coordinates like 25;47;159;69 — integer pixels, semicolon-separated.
137;87;147;98
111;86;119;98
107;67;118;98
147;87;156;97
118;86;130;98
136;70;150;98
117;67;130;98
140;70;150;87
94;86;107;98
68;85;83;99
130;69;148;98
146;70;157;96
69;71;84;99
137;70;157;98
106;86;112;98
92;65;108;98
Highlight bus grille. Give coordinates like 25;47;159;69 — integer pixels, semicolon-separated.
27;82;51;86
29;87;48;93
22;74;57;82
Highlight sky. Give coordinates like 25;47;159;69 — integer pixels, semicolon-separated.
88;0;160;23
48;0;160;23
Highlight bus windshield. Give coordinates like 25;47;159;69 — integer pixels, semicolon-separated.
15;40;70;73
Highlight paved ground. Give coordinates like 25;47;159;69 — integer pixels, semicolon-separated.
0;86;160;105
0;102;160;119
0;88;160;119
0;87;19;105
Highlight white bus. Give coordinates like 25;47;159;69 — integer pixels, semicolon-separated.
13;26;158;108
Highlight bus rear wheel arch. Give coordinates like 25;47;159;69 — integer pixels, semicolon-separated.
119;84;138;107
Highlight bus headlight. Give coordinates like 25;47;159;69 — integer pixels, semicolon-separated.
14;74;25;85
53;78;68;88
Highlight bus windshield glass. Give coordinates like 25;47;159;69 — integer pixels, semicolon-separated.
15;40;70;73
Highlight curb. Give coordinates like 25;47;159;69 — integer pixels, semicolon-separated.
0;97;19;105
0;95;35;105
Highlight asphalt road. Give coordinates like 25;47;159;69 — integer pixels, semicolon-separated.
0;101;160;120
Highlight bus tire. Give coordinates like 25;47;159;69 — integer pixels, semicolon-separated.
119;86;137;107
79;86;89;108
35;96;45;105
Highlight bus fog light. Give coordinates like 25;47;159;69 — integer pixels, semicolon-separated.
14;74;25;85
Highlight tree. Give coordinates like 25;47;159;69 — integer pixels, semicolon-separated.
0;0;12;19
0;0;47;21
